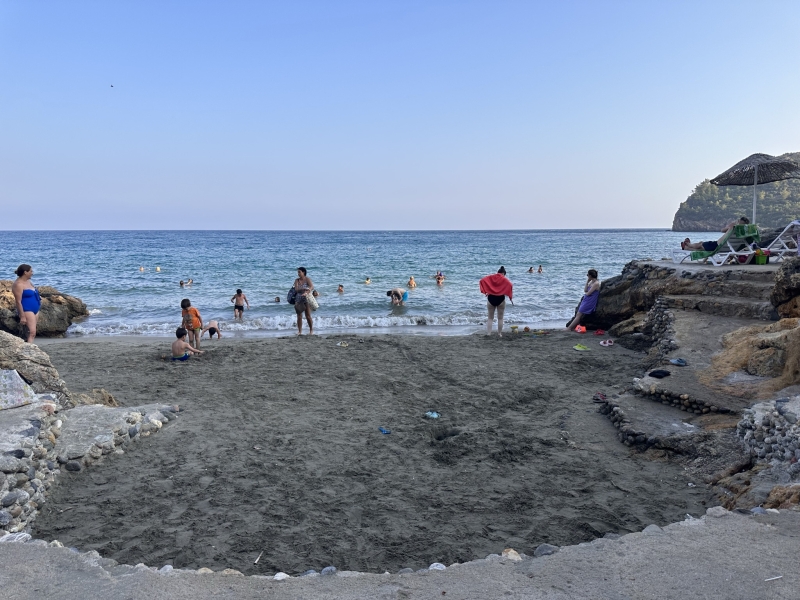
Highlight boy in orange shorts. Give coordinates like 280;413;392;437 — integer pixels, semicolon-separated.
181;298;203;349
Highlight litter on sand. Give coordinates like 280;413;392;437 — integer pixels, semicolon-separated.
764;576;783;582
424;411;440;419
669;358;687;366
379;427;391;434
573;344;589;351
575;325;587;333
648;369;671;378
592;392;607;403
593;329;606;336
336;341;349;347
599;339;614;347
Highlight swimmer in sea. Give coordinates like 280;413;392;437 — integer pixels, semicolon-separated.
172;327;203;361
201;320;222;339
274;296;281;302
407;276;416;288
365;277;371;285
387;288;408;306
139;266;145;272
337;284;344;293
527;267;534;273
435;274;444;286
538;265;543;273
179;280;185;287
231;288;250;320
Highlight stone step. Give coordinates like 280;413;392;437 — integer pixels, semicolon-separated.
695;280;774;301
672;264;778;284
663;295;778;321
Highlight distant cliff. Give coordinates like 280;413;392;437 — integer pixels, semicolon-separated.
672;152;800;231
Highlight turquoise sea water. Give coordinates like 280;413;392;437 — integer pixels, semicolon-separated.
0;230;698;336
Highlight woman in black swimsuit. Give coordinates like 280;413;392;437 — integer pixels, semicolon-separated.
293;267;314;335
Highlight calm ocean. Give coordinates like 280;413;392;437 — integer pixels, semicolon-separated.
0;230;697;336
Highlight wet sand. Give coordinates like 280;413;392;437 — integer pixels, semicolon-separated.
32;333;710;575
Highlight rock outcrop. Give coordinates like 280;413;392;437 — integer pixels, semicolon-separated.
577;262;712;329
0;331;72;406
770;257;800;317
699;319;800;394
0;281;88;338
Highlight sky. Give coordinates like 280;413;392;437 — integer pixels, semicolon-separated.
1;1;799;230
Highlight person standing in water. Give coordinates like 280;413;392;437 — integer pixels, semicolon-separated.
12;264;41;343
538;265;543;273
231;289;250;320
567;269;600;331
407;276;416;288
293;267;314;335
479;266;513;336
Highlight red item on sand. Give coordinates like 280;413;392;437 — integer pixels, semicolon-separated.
575;325;587;333
594;329;606;336
479;274;513;300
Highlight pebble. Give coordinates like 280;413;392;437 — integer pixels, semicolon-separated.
397;568;414;575
706;506;729;518
321;566;337;576
65;461;82;472
299;569;318;577
221;568;244;576
0;457;24;474
0;511;11;526
429;563;446;571
534;544;559;557
196;568;214;574
273;572;290;580
158;565;173;574
501;548;522;561
642;524;663;535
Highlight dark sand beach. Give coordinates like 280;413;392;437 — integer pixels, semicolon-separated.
32;333;710;575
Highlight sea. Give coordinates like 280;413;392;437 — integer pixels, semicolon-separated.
0;230;698;337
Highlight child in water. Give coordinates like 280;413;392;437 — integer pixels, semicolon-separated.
172;327;203;361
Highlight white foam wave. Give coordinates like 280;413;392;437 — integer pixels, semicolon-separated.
67;309;574;336
87;309;103;315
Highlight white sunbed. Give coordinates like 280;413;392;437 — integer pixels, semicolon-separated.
764;220;800;262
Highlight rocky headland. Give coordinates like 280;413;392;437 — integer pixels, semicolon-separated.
0;281;88;339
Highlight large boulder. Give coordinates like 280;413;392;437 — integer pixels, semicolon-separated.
0;331;72;406
575;262;711;330
0;281;88;338
770;257;800;317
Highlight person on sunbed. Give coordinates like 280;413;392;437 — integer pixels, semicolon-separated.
681;217;750;251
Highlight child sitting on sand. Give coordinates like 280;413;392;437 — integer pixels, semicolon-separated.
172;327;203;361
201;320;222;339
181;298;203;349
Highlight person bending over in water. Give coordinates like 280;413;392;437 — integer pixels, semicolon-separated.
231;289;250;320
201;320;222;339
387;288;408;306
681;217;750;251
527;267;534;273
12;264;41;344
172;327;203;361
407;276;416;288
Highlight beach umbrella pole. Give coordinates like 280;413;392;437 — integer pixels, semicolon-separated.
753;164;758;224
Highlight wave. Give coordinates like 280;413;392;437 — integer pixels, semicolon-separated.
67;309;574;336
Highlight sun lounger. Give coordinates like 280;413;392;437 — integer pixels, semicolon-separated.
672;224;760;266
764;220;800;262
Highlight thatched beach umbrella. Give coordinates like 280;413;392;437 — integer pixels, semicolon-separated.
710;153;800;224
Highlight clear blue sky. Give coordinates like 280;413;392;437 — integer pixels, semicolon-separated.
2;1;799;229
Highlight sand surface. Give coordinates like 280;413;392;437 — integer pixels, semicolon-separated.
33;333;710;575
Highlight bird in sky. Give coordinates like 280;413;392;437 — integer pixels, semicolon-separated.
110;84;114;87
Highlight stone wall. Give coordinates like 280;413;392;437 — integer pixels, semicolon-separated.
737;397;800;475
